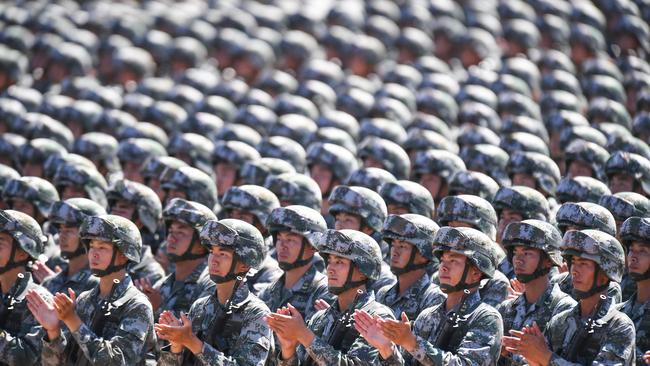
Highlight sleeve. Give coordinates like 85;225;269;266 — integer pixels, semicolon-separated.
407;308;503;366
0;303;48;366
192;304;272;366
70;299;154;366
479;278;509;308
41;331;69;366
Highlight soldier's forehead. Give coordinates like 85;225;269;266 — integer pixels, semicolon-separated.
327;253;351;262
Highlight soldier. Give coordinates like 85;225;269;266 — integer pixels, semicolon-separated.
358;137;410;180
28;214;157;365
260;205;331;320
555;176;611;205
52;163;108;209
117;138;167;184
328;185;396;292
220;185;282;295
266;229;404;365
212;141;260;199
159;166;218;210
155;219;273;365
605;151;650;197
507;151;561;199
411;149;466;202
40;199;105;295
140;156;188;203
139;198;216;321
617;217;650;365
378;214;443;320
492;186;550;245
355;226;504;365
379;181;435;219
264;173;322;212
504;229;635;365
0;209;52;366
497;220;576;366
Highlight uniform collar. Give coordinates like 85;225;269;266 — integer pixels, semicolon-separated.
214;280;252;311
387;273;431;303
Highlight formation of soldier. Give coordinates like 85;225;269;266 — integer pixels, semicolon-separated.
0;0;650;365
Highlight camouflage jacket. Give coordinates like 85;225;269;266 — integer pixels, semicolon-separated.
277;290;404;366
372;262;397;294
129;245;166;285
158;281;273;366
496;283;576;366
405;289;503;366
545;295;635;365
259;264;333;321
42;267;99;296
42;275;157;366
247;255;284;296
154;260;215;320
551;271;622;303
376;273;444;320
0;272;52;366
617;293;650;365
498;259;515;280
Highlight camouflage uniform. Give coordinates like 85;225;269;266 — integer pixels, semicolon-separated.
617;217;650;365
159;219;273;366
497;220;577;366
379;181;436;219
544;230;635;365
555;176;611;205
0;210;52;366
42;215;157;366
277;229;404;366
404;227;504;366
260;205;332;320
379;214;444;319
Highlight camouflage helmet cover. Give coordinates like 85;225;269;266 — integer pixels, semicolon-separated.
162;198;216;233
267;205;327;247
556;201;617;236
107;179;162;233
432;226;496;278
79;214;143;263
221;185;280;226
599;192;650;222
315;229;383;281
492;185;550;221
379;180;435;218
328;185;388;232
199;218;266;269
0;209;47;259
561;229;625;282
49;198;107;227
3;176;60;217
382;213;439;260
502;219;563;265
437;194;498;240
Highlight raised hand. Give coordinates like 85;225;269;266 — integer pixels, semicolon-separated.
379;312;417;352
354;309;394;359
505;322;551;365
507;278;525;300
135;278;162;311
53;288;82;331
156;311;192;353
314;299;331;312
31;260;59;283
26;289;60;340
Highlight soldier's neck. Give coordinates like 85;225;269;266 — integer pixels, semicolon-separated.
216;281;237;305
523;275;550;304
637;279;650;303
579;290;606;318
397;268;427;297
320;199;330;216
0;267;24;294
284;262;312;290
175;258;205;282
98;270;126;298
67;255;88;277
445;288;476;311
337;285;365;310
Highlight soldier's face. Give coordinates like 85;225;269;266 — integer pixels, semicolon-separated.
22;162;44;178
609;173;635;194
88;239;127;270
10;198;36;218
512;246;547;276
165;189;188;205
110;200;136;221
419;174;446;200
58;225;81;253
389;239;427;269
362;157;384;170
512;173;537;189
497;209;523;243
570;257;608;292
0;233;14;267
310;164;334;195
147;178;165;202
123;162;144;183
439;251;481;288
215;163;238;197
334;212;362;231
61;185;88;200
326;254;364;287
387;204;410;216
208;246;246;277
227;209;256;225
276;231;310;264
567;161;594;179
627;241;650;276
166;221;195;255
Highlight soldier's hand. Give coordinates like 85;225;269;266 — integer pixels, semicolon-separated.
53;288;82;332
314;298;331;312
156;311;184;353
26;289;60;340
643;350;650;364
135;278;162;311
354;310;394;359
265;308;300;358
31;260;59;283
379;312;417;353
508;279;524;299
505;323;552;365
155;312;203;354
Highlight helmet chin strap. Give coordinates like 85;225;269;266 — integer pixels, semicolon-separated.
390;244;429;276
278;238;313;271
328;261;367;295
0;241;30;275
630;268;650;281
210;255;248;284
439;262;481;294
61;241;87;260
514;254;551;284
572;265;610;300
167;232;206;263
90;246;128;277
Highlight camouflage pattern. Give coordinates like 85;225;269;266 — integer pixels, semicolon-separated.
492;185;551;221
3;176;60;218
358;137;411;180
72;132;121;173
267;205;328;243
316;229;383;282
163;198;216;233
153;261;214;319
605;151;650;195
599;192;650;223
376;272;444;320
545;295;635;365
432;226;497;278
345;167;397;193
620;216;650;246
448;170;500;201
0;165;19;196
107;179;162;234
50;198;107;228
404;289;503;365
259;263;332;320
0;272;53;366
497;283;577;366
276;290;403;366
221;185;281;227
167;133;214;173
507;151;561;196
241;158;296;187
117;138;167;166
382;214;439;262
140;156;187;182
437;195;498;241
556;176;611;204
264;173;322;211
411;149;466;182
159;166;218;209
200;219;266;269
128;245;166;284
53;163;108;207
18;138;66;165
555;202;617;236
42;266;99;297
551;271;623;303
79;214;143;264
306;142;359;183
617;292;650;365
43;154;96;182
328;185;387;233
562;229;626;283
212;140;261;168
564;140;610;181
41;275;157;366
502;220;564;266
379;181;435;219
158;281;273;366
0;209;48;259
460;144;511;187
